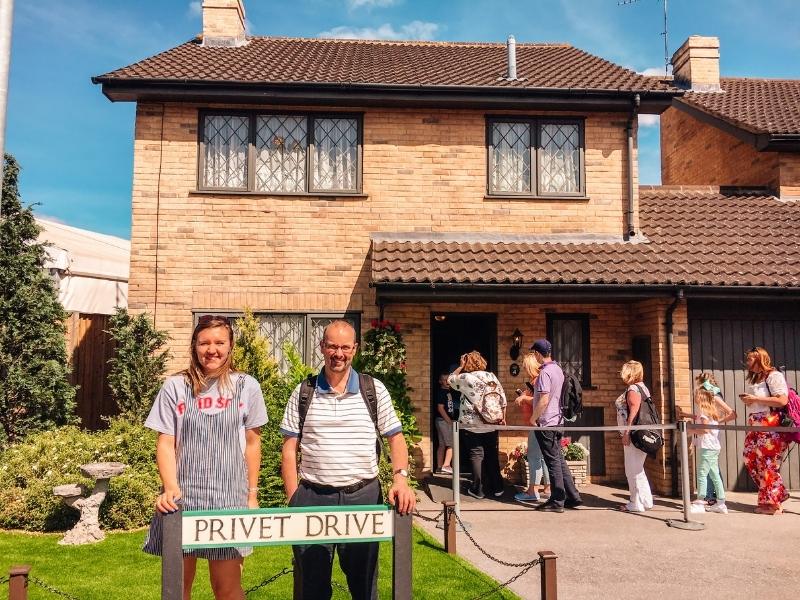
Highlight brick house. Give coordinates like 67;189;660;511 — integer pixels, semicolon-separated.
93;1;800;495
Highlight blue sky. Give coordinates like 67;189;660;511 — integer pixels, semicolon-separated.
8;0;799;238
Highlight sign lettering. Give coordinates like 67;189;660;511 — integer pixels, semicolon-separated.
182;505;394;549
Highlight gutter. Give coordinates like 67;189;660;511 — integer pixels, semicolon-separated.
665;289;684;498
626;94;640;239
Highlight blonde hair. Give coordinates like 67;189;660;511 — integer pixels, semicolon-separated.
694;387;722;421
462;350;487;373
522;353;541;382
620;360;644;386
745;346;775;385
695;371;718;388
182;317;236;396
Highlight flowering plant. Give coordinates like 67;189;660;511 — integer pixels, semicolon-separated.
560;437;589;461
510;443;527;461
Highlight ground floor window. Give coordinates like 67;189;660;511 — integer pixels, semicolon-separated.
194;311;360;373
546;313;592;387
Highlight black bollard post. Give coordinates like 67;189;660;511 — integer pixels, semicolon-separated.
162;509;184;600
442;501;456;555
392;509;413;600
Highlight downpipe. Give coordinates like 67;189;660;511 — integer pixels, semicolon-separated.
626;94;641;239
666;288;684;497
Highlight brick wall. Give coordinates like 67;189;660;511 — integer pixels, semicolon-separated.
779;153;800;198
661;107;779;188
129;102;639;371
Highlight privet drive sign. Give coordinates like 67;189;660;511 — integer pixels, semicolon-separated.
182;505;394;549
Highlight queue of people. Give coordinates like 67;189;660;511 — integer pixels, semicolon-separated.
139;316;794;600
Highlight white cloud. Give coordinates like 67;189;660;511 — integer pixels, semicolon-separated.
639;66;672;77
319;20;438;41
347;0;402;9
188;1;202;18
638;114;660;128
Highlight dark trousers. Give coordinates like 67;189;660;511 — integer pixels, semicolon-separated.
463;430;504;496
289;479;381;600
535;429;581;507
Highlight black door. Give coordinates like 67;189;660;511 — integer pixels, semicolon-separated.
688;301;800;491
430;313;497;470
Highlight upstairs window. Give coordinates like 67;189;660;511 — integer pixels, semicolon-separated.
488;118;584;197
200;112;361;194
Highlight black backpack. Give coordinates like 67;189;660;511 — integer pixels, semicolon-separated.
297;372;384;457
560;371;583;423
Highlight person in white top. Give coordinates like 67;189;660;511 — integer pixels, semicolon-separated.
739;346;790;515
615;361;653;512
448;351;507;500
688;375;734;515
280;320;415;600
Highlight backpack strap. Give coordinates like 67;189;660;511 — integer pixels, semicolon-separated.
358;372;386;458
297;374;317;447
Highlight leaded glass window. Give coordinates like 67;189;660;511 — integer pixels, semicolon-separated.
490;123;531;193
539;123;580;194
487;118;584;197
258;315;305;373
256;116;307;192
199;113;361;194
547;314;591;386
203;115;249;188
312;118;358;192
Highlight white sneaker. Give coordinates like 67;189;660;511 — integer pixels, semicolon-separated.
708;502;728;514
690;501;707;514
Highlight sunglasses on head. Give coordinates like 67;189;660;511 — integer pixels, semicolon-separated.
198;314;231;325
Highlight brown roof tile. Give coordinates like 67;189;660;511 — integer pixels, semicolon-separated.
371;189;800;289
95;37;675;94
680;77;800;135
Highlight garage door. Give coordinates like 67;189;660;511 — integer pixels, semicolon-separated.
689;306;800;492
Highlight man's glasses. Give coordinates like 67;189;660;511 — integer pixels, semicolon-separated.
322;342;357;354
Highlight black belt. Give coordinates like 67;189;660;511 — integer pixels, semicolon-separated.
301;478;376;494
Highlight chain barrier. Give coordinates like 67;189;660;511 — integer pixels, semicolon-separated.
413;508;443;524
244;566;293;596
29;576;82;600
453;512;540;569
469;559;541;600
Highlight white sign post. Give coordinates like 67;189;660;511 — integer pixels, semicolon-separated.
161;505;412;599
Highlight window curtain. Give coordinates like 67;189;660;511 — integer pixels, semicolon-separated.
491;122;531;193
539;123;580;194
313;118;357;191
203;115;249;188
256;115;307;192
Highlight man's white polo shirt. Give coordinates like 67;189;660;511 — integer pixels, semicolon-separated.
280;369;402;487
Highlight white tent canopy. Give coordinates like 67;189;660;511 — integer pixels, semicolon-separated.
37;218;130;315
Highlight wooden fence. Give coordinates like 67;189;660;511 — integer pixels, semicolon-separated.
65;312;117;430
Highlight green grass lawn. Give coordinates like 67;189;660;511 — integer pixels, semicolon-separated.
0;527;521;599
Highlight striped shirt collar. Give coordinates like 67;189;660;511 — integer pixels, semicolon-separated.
316;368;360;395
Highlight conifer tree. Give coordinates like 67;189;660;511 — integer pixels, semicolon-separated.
0;154;76;443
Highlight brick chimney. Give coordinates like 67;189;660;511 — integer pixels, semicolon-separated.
202;0;246;47
671;36;720;91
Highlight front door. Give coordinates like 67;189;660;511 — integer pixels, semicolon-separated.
430;312;497;472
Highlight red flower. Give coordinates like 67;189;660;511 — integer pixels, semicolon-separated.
560;437;571;447
393;323;401;333
370;319;378;328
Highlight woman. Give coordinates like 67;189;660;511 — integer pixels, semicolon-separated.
739;346;790;515
143;315;268;599
615;360;653;512
514;353;551;502
448;351;507;499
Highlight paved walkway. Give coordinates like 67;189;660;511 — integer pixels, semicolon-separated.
414;475;800;600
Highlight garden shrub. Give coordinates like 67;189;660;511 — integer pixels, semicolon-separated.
0;154;76;444
0;418;159;532
106;307;171;423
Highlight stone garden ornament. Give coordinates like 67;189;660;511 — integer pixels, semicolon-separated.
53;462;127;545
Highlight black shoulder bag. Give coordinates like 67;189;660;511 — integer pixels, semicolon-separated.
630;384;664;457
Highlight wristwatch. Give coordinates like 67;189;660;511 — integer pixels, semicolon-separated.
394;468;409;478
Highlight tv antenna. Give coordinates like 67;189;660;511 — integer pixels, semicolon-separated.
618;0;670;77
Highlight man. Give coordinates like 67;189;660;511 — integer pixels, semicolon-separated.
528;339;582;513
280;320;416;600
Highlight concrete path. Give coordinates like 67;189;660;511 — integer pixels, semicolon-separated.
414;475;800;600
